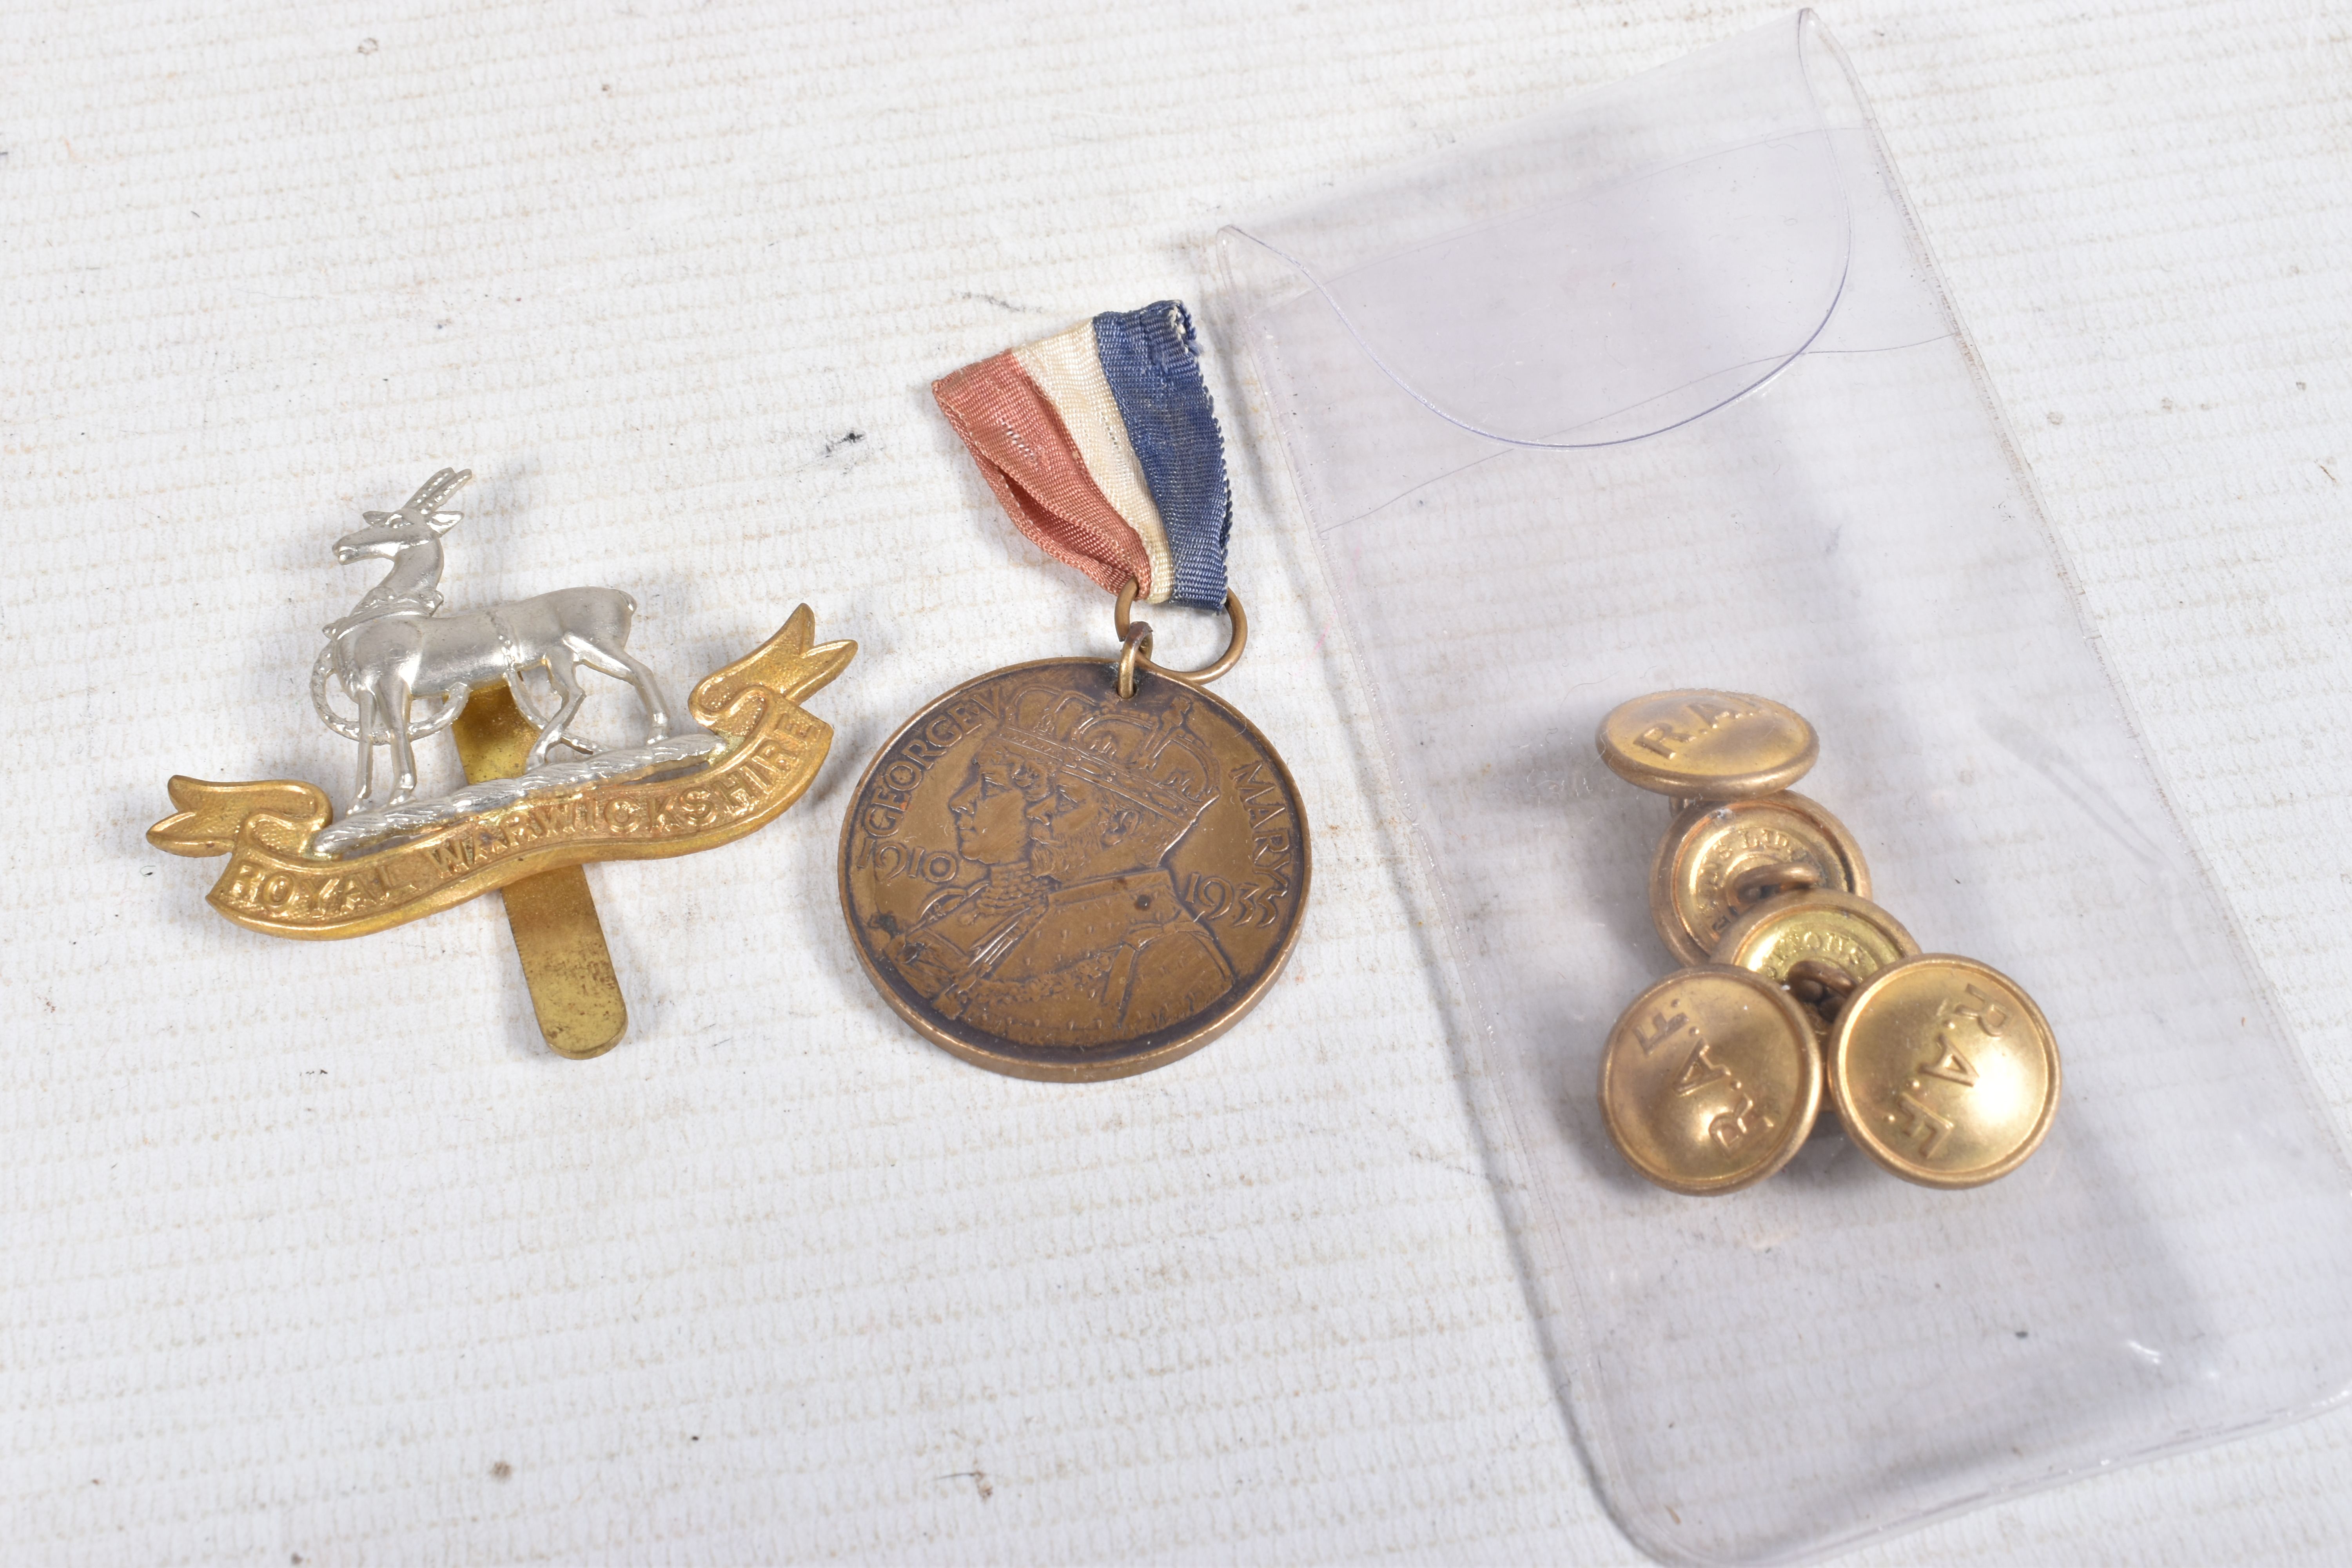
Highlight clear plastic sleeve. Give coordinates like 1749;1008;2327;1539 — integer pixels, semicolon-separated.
1212;13;2352;1563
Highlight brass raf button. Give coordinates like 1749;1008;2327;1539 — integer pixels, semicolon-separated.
1600;965;1822;1195
1712;889;1920;1004
1649;791;1871;965
1596;690;1818;800
1828;954;2060;1189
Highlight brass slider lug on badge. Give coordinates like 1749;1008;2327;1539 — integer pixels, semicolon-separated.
1600;965;1822;1196
450;682;628;1058
1597;689;1818;800
1828;954;2061;1189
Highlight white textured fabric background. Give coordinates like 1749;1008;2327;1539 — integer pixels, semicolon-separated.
4;1;2348;1562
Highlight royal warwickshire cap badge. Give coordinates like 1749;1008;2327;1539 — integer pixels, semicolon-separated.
148;468;855;1058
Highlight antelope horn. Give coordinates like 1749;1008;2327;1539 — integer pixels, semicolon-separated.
400;466;474;514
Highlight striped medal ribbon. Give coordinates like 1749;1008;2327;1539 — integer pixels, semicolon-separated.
933;300;1233;615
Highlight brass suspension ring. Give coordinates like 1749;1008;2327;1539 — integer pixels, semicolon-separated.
1115;623;1153;700
1112;579;1247;689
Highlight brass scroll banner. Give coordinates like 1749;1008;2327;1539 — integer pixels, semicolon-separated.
150;606;855;940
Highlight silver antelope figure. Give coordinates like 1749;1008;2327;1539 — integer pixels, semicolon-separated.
311;469;680;811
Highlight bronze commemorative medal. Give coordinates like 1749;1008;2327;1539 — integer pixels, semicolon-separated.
1828;954;2061;1188
1600;965;1822;1196
1597;689;1818;800
842;301;1309;1081
841;649;1306;1081
1649;791;1871;965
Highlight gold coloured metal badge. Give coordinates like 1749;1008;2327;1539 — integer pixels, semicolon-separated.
1648;792;1871;965
149;469;855;1056
1828;955;2062;1189
1713;889;1921;1001
1592;687;2060;1194
1600;965;1823;1196
1597;689;1819;799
